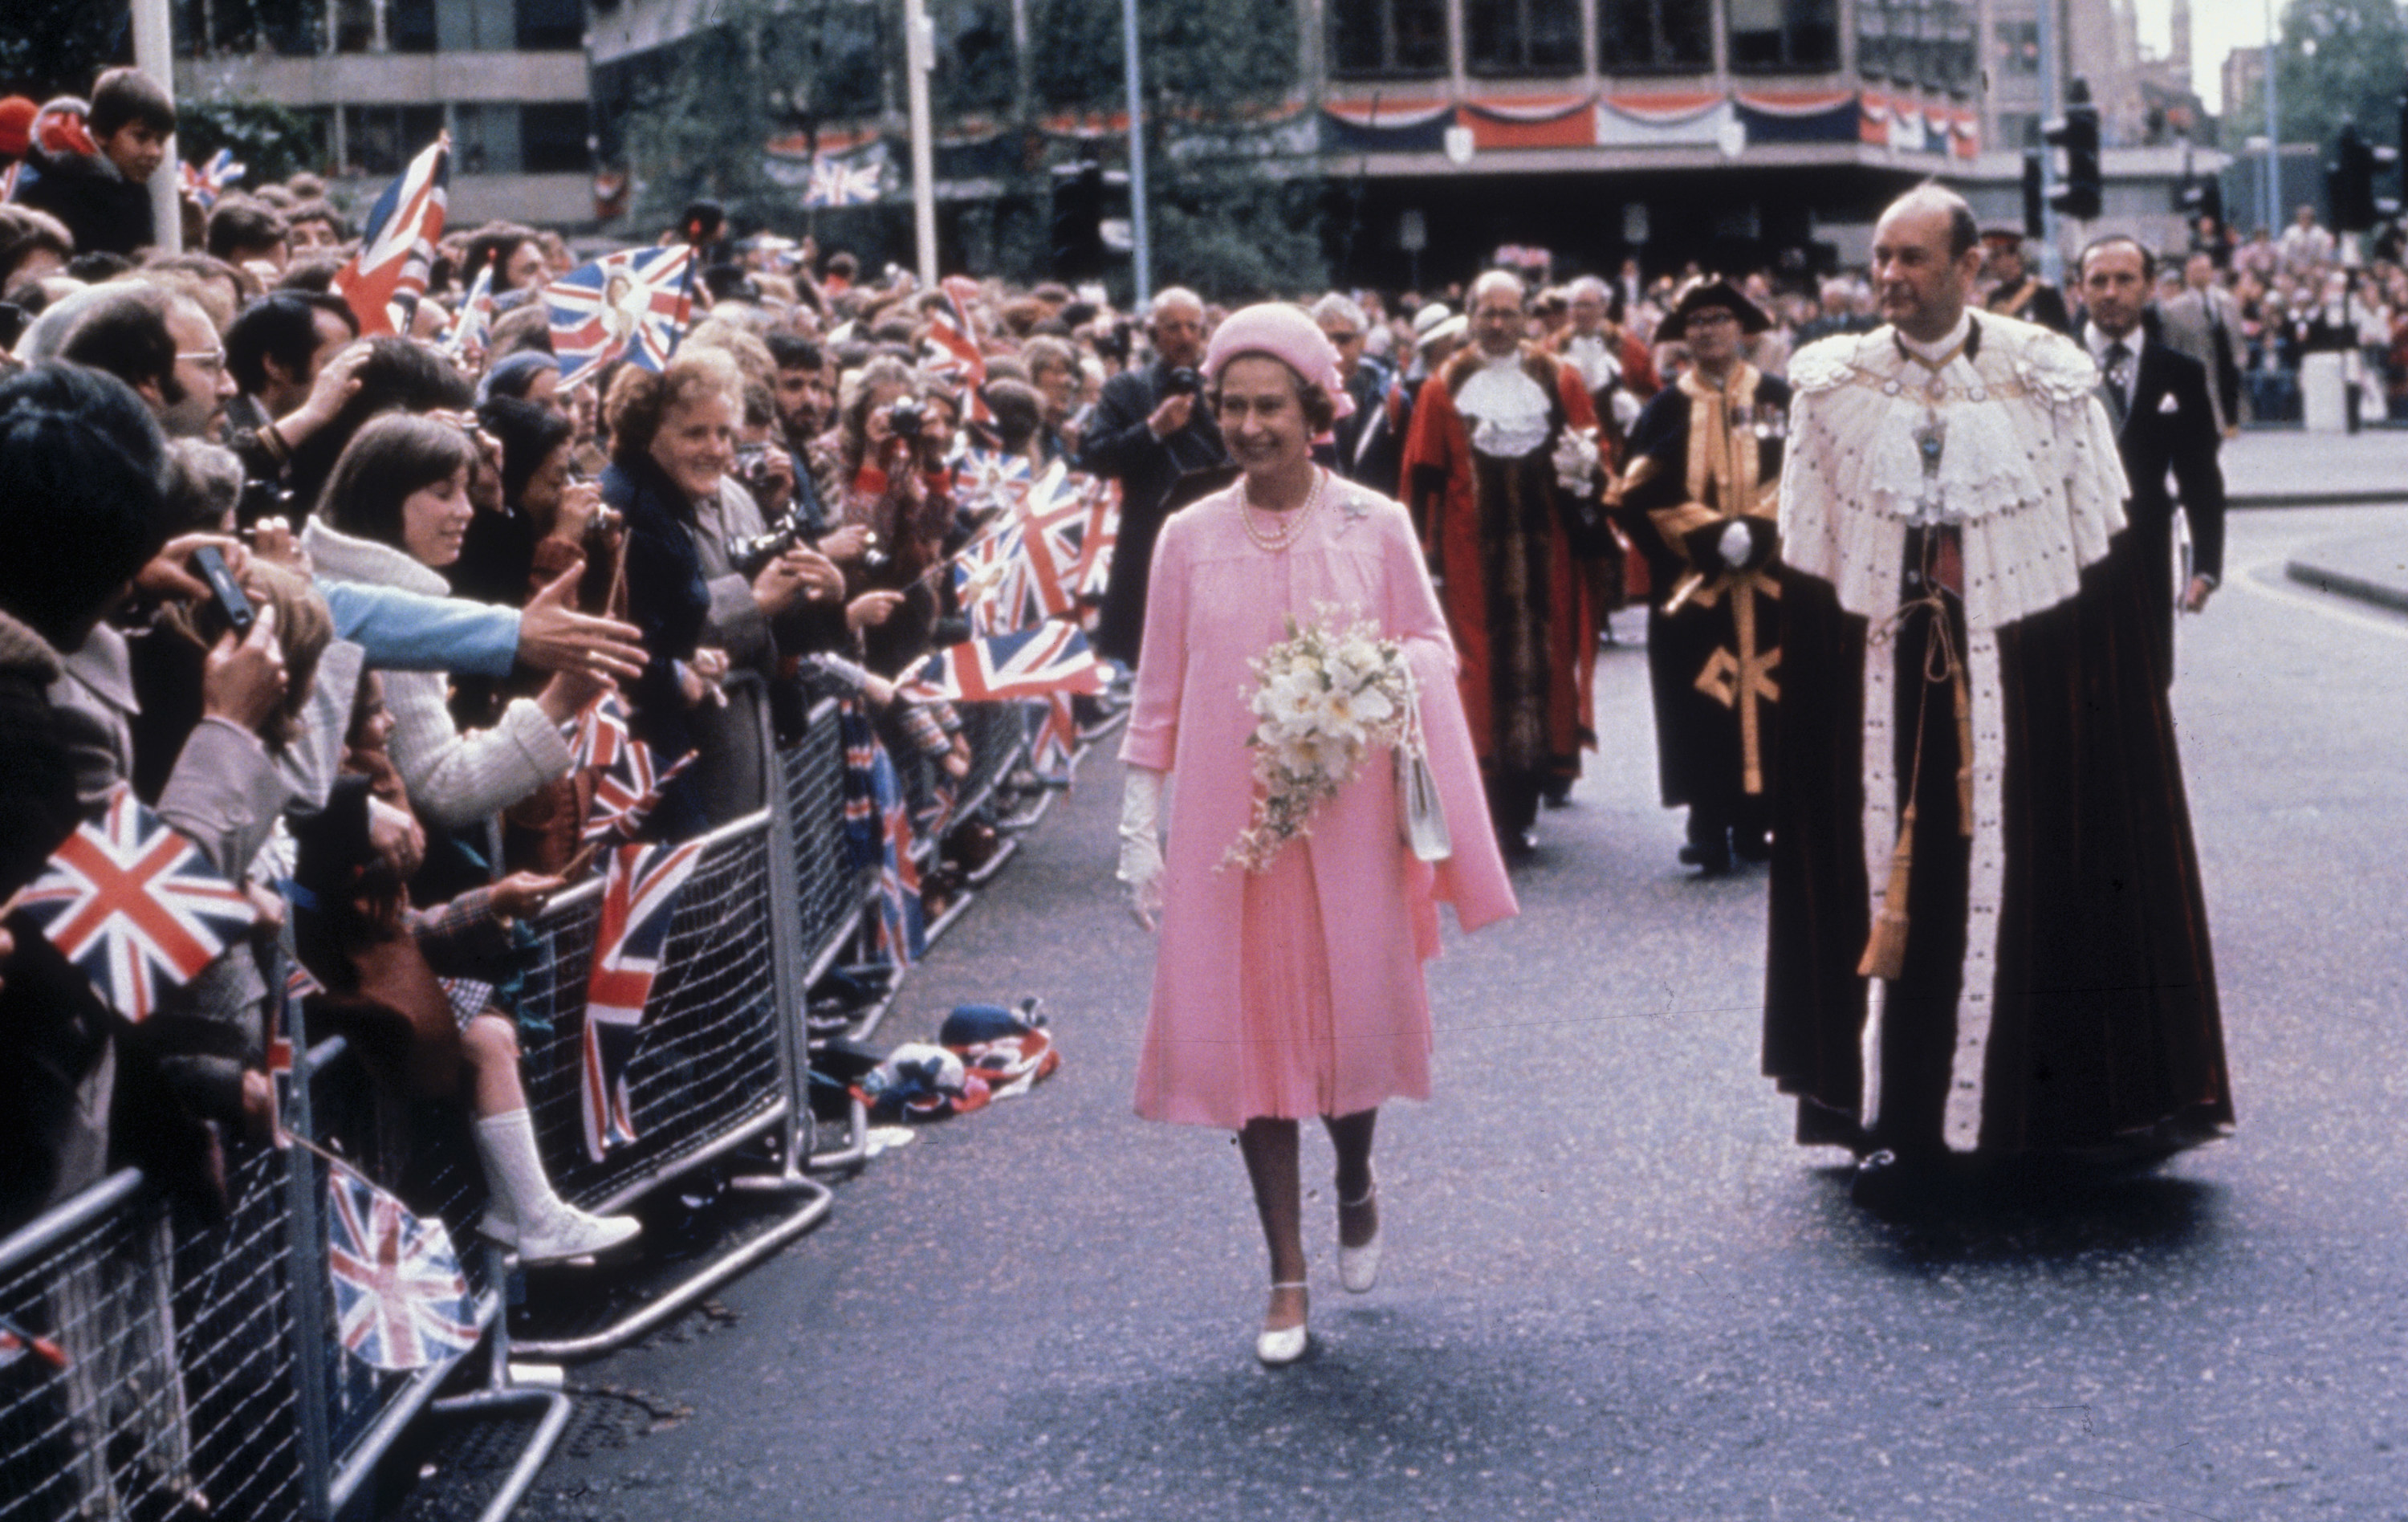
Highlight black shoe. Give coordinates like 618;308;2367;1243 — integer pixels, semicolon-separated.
1540;779;1574;809
1732;829;1771;864
1678;840;1733;876
1500;827;1539;859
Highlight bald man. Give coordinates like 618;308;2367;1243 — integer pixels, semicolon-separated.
1076;287;1231;667
1764;186;2231;1211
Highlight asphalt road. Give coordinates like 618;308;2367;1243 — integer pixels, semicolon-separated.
505;503;2408;1522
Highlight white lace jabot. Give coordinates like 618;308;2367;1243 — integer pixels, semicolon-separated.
1453;352;1552;459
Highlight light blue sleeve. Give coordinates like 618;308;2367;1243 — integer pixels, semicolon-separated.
319;580;521;677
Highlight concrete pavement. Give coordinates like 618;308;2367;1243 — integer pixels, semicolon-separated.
454;506;2408;1522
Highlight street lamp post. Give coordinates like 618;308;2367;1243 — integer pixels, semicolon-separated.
131;0;181;254
904;0;939;288
1121;0;1151;306
2265;0;2281;234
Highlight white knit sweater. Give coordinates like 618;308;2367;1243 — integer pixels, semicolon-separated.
301;517;571;828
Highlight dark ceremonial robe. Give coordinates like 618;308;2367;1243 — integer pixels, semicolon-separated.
1616;363;1792;831
1401;344;1601;796
1764;314;2231;1157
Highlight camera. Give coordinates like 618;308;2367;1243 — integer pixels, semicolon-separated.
1162;367;1202;397
730;519;806;578
885;398;926;437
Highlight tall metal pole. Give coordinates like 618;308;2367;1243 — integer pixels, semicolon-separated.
131;0;182;254
2035;0;2060;284
1121;0;1151;306
904;0;940;288
2264;0;2281;234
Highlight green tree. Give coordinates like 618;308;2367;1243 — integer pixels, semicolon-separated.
2235;0;2408;153
176;96;322;185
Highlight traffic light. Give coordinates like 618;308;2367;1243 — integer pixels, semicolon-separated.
2021;150;2045;239
2330;122;2376;232
2175;174;2224;246
1049;161;1104;280
2044;77;2101;222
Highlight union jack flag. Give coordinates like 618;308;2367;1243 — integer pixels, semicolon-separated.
0;1312;68;1373
547;245;695;390
332;134;449;338
920;291;994;426
581;697;696;845
1074;476;1121;601
954;446;1033;520
440;261;494;364
803;153;885;208
999;462;1095;621
900;621;1105;706
952;519;1029;637
839;703;923;967
177;148;246;211
327;1160;478;1371
16;787;259;1024
580;839;706;1159
1029;694;1079;783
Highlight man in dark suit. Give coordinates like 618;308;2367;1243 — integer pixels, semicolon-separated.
2078;235;2227;686
1074;286;1230;666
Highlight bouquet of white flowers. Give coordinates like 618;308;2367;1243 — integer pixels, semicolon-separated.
1226;604;1418;873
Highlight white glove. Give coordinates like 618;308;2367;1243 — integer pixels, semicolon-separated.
1718;519;1755;571
1551;427;1601;494
1117;767;1166;933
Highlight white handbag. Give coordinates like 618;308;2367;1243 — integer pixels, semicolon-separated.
1395;686;1451;862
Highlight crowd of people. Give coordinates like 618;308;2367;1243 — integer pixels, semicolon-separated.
0;64;2244;1382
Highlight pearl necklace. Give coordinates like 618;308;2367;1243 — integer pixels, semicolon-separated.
1239;466;1326;554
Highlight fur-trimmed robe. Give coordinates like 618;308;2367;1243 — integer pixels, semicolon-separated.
1765;314;2231;1157
1400;344;1601;781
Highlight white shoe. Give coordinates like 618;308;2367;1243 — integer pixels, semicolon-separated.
474;1109;641;1267
514;1203;641;1266
1255;1281;1309;1366
1338;1178;1381;1294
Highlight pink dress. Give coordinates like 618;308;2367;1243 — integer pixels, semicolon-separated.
1121;475;1518;1127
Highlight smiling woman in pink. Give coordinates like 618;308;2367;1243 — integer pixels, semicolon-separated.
1116;303;1517;1366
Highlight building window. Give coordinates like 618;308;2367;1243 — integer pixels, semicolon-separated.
388;0;436;52
344;105;446;177
1601;0;1712;72
516;0;585;50
1328;0;1449;77
520;104;592;173
1995;18;2038;77
1729;0;1838;71
935;0;1018;113
1467;0;1584;77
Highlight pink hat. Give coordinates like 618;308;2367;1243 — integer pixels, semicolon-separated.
1201;303;1355;420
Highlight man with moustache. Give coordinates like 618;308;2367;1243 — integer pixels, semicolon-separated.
1765;186;2231;1213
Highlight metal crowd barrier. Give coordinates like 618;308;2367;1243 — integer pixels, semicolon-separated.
0;672;1083;1519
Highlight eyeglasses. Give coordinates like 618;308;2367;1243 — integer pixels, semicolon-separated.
177;349;227;373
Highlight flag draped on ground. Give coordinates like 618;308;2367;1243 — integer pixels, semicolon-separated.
580;838;707;1159
15;787;259;1024
326;1160;478;1371
548;245;695;389
839;703;924;967
900;622;1105;705
332;135;449;337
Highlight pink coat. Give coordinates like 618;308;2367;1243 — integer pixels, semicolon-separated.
1121;475;1518;1127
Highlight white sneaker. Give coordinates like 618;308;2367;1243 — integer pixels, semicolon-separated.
514;1204;641;1265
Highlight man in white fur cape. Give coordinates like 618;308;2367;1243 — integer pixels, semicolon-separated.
1760;185;2231;1214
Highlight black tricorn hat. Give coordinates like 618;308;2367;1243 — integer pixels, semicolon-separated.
1656;275;1770;342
